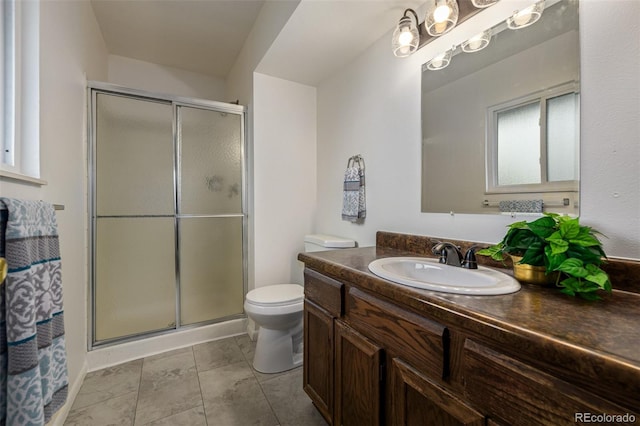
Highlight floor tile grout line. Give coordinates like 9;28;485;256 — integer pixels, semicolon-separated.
131;357;144;426
191;345;210;426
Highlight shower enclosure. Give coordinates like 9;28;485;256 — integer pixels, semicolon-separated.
88;83;246;347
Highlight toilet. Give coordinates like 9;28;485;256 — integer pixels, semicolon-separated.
244;234;356;373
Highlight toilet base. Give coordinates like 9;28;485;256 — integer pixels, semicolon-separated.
252;323;303;374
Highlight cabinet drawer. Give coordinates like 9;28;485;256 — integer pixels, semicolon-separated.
462;339;636;426
304;269;344;317
346;287;449;380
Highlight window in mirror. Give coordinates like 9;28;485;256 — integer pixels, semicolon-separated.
487;83;579;193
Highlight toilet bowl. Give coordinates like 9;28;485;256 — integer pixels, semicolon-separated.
244;284;304;373
245;234;355;374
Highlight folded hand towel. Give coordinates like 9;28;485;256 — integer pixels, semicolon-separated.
498;199;543;213
342;156;366;222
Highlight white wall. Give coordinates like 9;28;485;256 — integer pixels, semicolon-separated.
0;0;109;414
225;0;300;107
315;0;640;260
253;73;317;286
108;55;225;101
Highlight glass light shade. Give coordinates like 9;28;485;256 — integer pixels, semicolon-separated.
426;0;459;36
426;47;454;70
507;1;545;29
461;30;492;53
392;15;419;57
472;0;499;8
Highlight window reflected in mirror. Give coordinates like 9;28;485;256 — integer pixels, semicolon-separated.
488;83;579;192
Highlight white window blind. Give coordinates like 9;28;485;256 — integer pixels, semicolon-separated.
1;0;40;181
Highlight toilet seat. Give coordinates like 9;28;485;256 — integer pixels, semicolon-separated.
246;284;304;307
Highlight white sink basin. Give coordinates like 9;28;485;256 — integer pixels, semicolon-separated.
368;257;520;295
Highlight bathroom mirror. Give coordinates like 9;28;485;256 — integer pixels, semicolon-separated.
421;0;580;215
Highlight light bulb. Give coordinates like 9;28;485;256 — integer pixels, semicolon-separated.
398;29;414;47
430;55;445;68
433;4;451;23
427;47;454;70
461;30;491;53
392;12;420;58
426;0;459;37
513;7;533;26
468;34;484;50
507;1;544;30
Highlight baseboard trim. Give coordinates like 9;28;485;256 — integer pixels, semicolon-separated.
86;318;248;372
48;361;88;426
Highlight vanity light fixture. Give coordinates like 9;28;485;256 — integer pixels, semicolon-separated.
392;8;421;57
471;0;499;8
461;29;492;53
426;46;455;70
506;1;545;29
425;0;459;37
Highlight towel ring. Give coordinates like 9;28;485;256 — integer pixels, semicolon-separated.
347;154;365;170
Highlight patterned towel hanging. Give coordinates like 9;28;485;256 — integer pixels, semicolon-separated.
342;155;366;223
0;198;68;426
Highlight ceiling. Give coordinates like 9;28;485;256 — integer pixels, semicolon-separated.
91;0;266;79
91;0;420;86
257;0;420;86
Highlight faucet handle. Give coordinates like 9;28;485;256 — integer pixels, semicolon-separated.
462;246;479;269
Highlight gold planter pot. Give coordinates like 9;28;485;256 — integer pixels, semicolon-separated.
510;255;558;285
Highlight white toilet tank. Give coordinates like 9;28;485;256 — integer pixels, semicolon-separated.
304;234;356;252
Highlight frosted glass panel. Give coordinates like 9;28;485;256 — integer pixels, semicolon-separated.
179;217;244;325
96;94;174;216
547;93;579;182
95;218;176;340
179;107;242;215
497;102;541;186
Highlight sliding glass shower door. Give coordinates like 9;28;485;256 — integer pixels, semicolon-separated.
177;106;244;325
90;85;246;346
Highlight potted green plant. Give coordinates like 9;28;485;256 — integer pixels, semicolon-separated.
477;213;611;300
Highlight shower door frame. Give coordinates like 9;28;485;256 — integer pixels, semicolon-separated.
87;81;248;350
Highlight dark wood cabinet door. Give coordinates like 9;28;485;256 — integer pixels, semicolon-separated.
304;300;335;424
390;357;484;426
335;320;383;426
462;339;637;426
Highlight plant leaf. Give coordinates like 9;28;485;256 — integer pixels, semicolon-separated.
528;216;557;239
577;291;601;301
569;232;602;248
544;245;565;271
477;245;504;261
583;264;611;289
546;231;569;255
519;240;546;266
556;258;589;278
558;217;580;239
566;245;603;265
559;276;579;292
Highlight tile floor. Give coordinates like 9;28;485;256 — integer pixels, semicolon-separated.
64;334;327;426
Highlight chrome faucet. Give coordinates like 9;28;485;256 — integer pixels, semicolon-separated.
431;242;478;269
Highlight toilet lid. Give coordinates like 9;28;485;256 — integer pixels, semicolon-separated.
246;284;304;306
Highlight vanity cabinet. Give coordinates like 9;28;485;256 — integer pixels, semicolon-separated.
302;265;639;426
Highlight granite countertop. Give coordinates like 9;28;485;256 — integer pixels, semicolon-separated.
298;245;640;372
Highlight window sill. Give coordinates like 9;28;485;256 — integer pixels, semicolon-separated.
0;169;47;186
